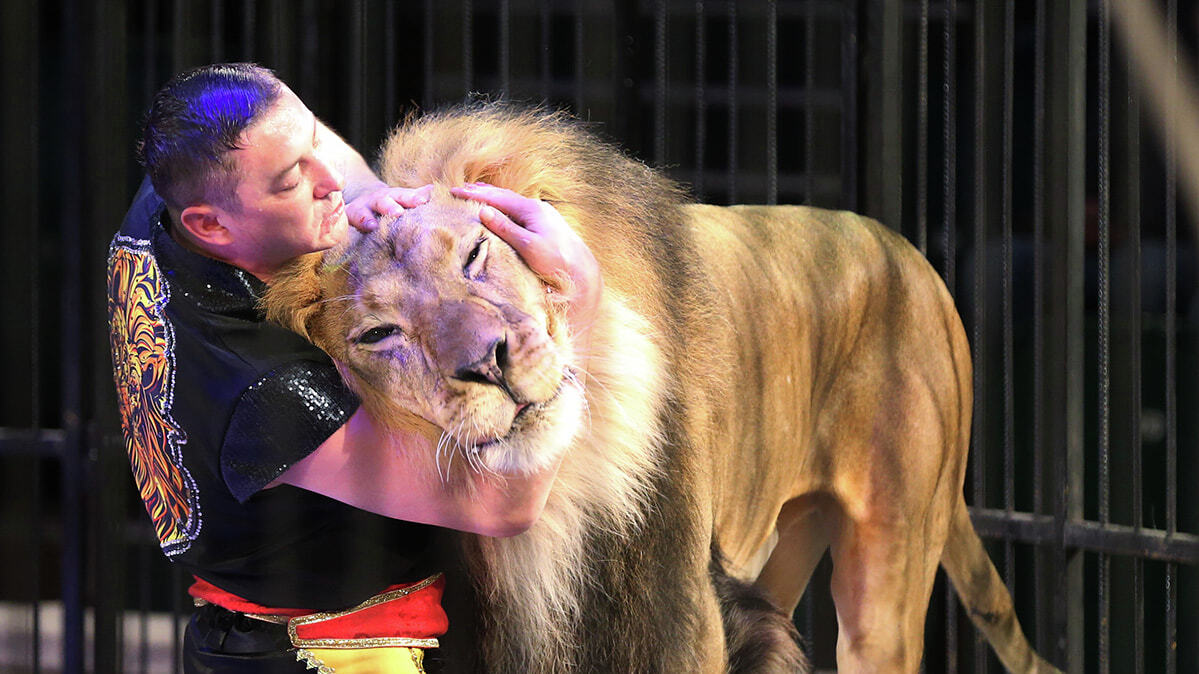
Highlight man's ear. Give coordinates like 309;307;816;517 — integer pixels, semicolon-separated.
178;204;233;246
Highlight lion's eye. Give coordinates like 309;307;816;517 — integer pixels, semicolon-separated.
465;236;489;278
356;325;399;345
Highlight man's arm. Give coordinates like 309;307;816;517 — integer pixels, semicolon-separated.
275;408;558;537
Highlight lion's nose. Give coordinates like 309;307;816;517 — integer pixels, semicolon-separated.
454;337;517;396
434;301;516;393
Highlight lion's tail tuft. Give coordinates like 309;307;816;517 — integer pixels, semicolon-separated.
711;548;810;673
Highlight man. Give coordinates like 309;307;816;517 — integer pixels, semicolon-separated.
108;63;600;672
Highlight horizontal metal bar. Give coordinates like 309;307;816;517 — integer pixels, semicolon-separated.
970;507;1199;565
0;428;66;457
693;170;842;198
624;0;850;20
564;81;847;111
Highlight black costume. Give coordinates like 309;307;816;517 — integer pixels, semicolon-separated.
108;178;443;671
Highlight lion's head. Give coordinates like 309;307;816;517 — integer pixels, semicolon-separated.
266;188;585;475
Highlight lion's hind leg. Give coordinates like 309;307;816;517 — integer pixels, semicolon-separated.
826;504;944;673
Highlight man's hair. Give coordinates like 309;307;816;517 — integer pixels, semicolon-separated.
138;63;284;212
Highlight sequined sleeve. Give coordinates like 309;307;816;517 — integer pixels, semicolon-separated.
221;360;359;502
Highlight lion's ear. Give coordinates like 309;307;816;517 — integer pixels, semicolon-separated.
262;252;326;341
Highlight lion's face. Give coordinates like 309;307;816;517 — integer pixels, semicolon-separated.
296;191;585;473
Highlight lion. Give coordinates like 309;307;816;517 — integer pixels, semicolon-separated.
263;103;1058;673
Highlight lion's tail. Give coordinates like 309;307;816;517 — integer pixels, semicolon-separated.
710;548;809;673
941;501;1062;673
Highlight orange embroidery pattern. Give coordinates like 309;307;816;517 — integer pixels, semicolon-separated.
107;238;200;556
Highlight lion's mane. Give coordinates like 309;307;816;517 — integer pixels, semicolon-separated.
377;104;726;672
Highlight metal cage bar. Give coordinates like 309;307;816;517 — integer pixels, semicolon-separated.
4;2;1198;672
1098;1;1112;671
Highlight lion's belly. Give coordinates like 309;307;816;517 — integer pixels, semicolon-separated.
684;203;966;581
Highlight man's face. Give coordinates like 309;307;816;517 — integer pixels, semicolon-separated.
220;88;348;276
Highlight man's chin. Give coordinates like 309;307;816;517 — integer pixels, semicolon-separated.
323;214;350;246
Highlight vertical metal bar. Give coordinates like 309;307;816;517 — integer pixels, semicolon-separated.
943;4;960;664
1033;0;1048;656
242;0;255;61
947;577;958;674
139;544;151;674
1123;29;1145;674
804;0;815;205
942;0;957;296
463;0;473;95
3;0;45;668
268;0;282;69
840;1;858;212
31;23;43;668
299;0;318;100
766;0;777;205
694;0;706;200
1001;0;1015;592
973;4;991;667
173;0;184;71
916;0;929;251
348;0;365;147
385;1;397;126
500;0;510;97
172;564;184;674
60;0;85;667
92;0;133;663
655;0;668;167
424;0;434;108
1164;2;1178;669
726;0;737;203
574;0;584;113
1097;0;1112;671
1045;1;1088;669
211;0;224;61
862;0;903;228
540;0;551;101
144;0;158;103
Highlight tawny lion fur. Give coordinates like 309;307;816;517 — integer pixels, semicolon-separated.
264;103;1058;673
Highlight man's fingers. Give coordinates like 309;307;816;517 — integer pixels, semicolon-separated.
372;195;405;217
479;205;534;250
451;184;546;231
391;184;433;209
344;184;434;233
346;203;379;232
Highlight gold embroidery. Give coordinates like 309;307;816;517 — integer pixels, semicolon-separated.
295;648;335;673
295;646;427;673
287;574;443;650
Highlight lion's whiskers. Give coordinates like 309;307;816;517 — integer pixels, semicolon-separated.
314;293;356;307
562;368;593;435
564;359;628;425
435;428;454;484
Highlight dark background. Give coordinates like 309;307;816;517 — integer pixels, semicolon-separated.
1;0;1196;672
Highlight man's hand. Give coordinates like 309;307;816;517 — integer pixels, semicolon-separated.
345;183;434;232
450;183;602;331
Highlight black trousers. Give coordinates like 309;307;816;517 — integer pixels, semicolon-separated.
182;603;448;673
181;603;306;674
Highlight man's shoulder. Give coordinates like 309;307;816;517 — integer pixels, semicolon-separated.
115;176;165;243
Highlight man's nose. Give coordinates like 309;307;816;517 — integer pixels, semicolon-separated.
312;151;345;198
